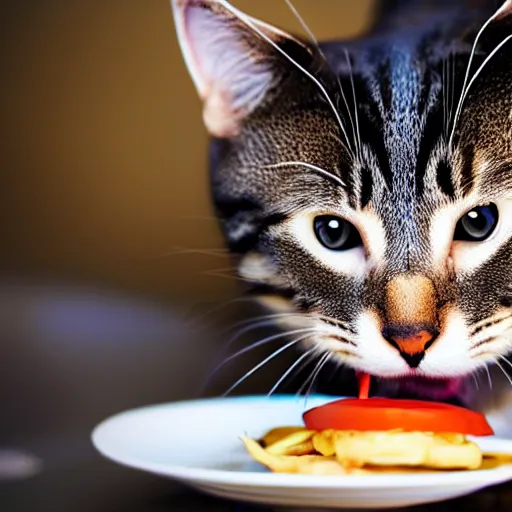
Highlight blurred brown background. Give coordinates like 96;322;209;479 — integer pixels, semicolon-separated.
0;0;375;420
2;0;373;304
1;3;373;508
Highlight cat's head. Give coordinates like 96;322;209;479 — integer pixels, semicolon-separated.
172;0;512;399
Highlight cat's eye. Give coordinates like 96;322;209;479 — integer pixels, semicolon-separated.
313;215;362;250
454;203;499;242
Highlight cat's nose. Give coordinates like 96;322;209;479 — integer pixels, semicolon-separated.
382;324;438;368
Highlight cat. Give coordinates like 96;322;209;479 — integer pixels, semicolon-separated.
171;0;512;426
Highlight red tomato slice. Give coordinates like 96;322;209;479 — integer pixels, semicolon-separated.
303;398;494;436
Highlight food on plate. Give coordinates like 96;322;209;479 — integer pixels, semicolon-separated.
261;428;317;456
241;427;483;474
241;373;495;475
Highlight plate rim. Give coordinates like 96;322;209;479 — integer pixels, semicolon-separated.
91;394;512;490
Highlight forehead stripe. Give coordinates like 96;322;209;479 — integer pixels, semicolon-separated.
459;143;475;197
414;101;448;197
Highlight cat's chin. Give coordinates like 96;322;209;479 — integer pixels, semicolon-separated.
378;375;472;405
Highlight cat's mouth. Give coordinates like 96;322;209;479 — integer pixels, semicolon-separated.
380;376;467;404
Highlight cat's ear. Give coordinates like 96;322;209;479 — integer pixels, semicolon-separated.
171;0;310;138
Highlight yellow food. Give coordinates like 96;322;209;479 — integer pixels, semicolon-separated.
264;429;316;456
241;426;484;475
331;430;481;470
261;426;307;447
242;437;361;475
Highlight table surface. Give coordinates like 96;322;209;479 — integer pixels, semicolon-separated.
2;456;512;512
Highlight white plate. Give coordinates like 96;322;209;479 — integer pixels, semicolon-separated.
92;395;512;509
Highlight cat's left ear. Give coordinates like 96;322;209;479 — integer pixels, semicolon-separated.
171;0;311;138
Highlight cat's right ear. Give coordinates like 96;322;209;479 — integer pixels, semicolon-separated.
171;0;310;138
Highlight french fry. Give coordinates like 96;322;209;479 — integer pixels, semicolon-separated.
260;426;307;447
312;429;336;456
241;436;352;475
295;457;351;475
265;430;316;456
241;436;301;473
243;427;486;474
332;430;482;470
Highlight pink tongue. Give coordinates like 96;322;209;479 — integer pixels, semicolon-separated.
398;377;464;400
357;372;371;399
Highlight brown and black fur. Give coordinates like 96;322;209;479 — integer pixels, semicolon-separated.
172;0;512;421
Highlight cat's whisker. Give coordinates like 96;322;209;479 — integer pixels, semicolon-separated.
449;11;492;148
214;310;356;367
471;372;480;392
495;357;512;389
485;364;493;390
281;0;359;162
172;246;227;254
204;327;320;392
221;312;311;335
201;308;356;388
201;269;246;282
218;0;355;160
289;347;326;389
282;0;319;50
146;247;228;260
498;354;512;372
335;74;358;158
449;50;456;133
223;318;300;344
302;352;332;407
449;3;511;148
177;215;224;222
327;130;346;147
442;53;448;136
260;161;345;188
267;347;316;396
203;266;241;274
454;34;512;143
221;311;359;340
344;48;362;161
183;296;260;329
295;352;323;399
222;333;313;396
211;318;306;371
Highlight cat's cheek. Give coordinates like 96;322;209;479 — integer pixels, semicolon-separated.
419;309;481;377
237;252;289;288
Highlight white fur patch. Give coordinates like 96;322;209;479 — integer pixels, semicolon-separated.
347;310;410;377
334;308;487;379
419;309;480;377
238;252;288;287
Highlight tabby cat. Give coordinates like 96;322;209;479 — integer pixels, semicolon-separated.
171;0;512;425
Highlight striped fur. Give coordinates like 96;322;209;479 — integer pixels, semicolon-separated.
173;0;512;409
